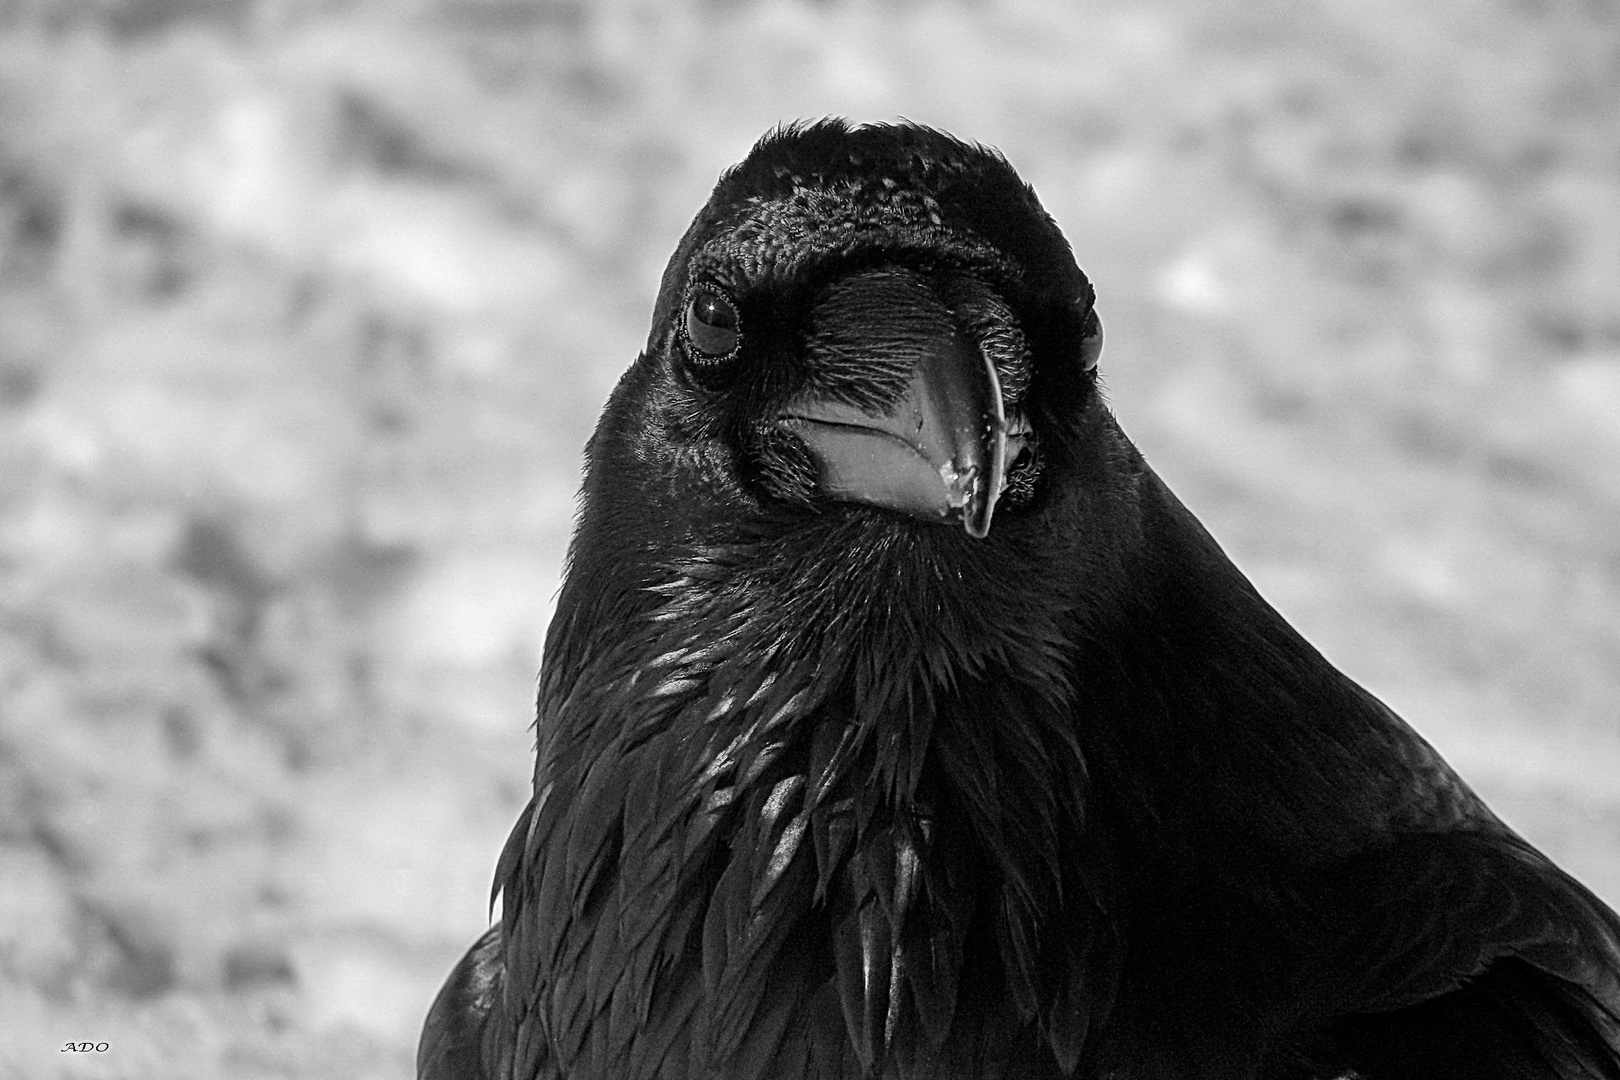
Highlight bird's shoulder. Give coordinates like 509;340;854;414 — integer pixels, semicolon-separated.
418;924;515;1080
1303;827;1620;1013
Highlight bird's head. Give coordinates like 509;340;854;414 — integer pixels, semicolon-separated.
643;119;1102;533
551;120;1135;687
639;120;1106;538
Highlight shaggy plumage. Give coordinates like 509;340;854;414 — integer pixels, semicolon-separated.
419;120;1620;1080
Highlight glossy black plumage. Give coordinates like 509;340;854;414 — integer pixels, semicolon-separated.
419;119;1620;1080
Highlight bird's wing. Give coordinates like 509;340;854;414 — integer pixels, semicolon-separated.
418;923;511;1080
1300;829;1620;1077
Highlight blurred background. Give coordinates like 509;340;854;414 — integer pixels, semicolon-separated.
0;0;1617;1075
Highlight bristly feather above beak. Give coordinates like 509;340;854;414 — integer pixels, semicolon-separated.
774;267;1034;538
777;326;1026;539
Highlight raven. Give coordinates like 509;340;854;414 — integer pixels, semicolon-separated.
419;120;1620;1079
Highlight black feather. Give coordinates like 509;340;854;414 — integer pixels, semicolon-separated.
420;119;1620;1080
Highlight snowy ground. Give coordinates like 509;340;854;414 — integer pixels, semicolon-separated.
1;1;1617;1076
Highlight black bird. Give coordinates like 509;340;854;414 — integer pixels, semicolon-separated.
419;120;1620;1080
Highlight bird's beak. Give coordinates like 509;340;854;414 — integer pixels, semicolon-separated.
776;330;1023;539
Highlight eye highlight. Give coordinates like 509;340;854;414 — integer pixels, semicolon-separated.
684;289;740;360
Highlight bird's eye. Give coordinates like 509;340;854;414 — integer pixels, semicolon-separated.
1077;308;1103;372
684;289;740;360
